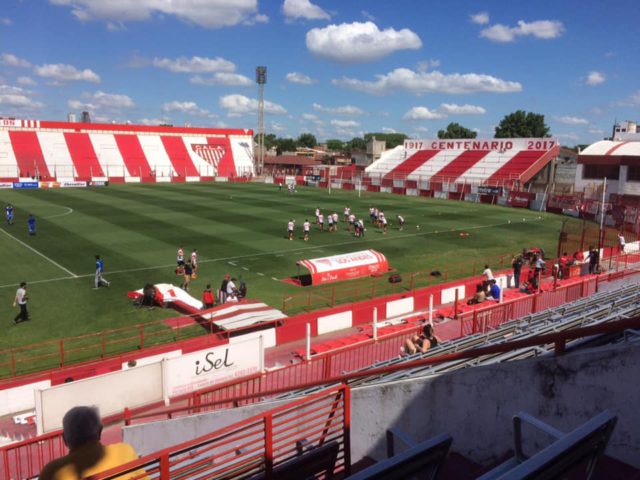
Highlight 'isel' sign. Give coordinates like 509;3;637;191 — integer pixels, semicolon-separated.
163;337;263;398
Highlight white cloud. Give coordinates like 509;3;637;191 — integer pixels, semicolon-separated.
586;71;605;86
285;72;316;85
269;122;288;134
152;56;235;73
0;17;12;25
306;21;422;63
17;76;37;86
161;100;212;117
190;72;253;87
313;103;364;116
49;0;261;29
439;103;486;115
139;117;170;126
244;13;269;25
555;116;588;125
417;58;440;72
613;90;640;107
1;53;31;68
402;107;445;121
330;119;360;128
587;127;605;136
282;0;330;21
106;21;127;31
68;91;134;110
470;12;489;25
556;132;579;142
382;127;397;134
0;84;43;109
301;113;319;121
333;68;522;95
219;94;287;117
361;10;375;22
35;63;100;83
480;20;565;43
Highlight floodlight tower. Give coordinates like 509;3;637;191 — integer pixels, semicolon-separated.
256;66;267;175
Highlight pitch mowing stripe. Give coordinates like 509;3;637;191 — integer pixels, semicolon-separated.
0;227;78;278
0;217;542;289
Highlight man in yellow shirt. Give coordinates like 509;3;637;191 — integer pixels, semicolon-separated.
39;406;148;480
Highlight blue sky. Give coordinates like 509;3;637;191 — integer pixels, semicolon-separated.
1;0;639;145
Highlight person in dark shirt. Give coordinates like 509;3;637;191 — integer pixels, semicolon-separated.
219;274;230;304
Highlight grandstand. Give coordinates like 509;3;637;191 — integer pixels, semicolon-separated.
366;138;560;187
0;119;254;181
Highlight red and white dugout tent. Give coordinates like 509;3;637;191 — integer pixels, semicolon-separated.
296;249;389;285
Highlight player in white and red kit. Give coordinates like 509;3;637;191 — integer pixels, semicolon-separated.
176;246;185;275
318;213;324;231
190;249;198;279
287;219;295;240
303;219;310;241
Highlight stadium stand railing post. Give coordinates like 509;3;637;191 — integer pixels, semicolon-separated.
59;339;65;367
265;413;274;479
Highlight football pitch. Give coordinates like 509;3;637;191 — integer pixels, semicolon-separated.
0;182;569;352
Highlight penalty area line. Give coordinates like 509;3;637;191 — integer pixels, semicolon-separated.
0;228;78;278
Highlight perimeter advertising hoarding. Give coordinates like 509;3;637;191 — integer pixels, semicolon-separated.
163;337;263;398
12;182;39;189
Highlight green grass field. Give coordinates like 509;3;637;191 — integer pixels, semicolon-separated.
0;182;570;354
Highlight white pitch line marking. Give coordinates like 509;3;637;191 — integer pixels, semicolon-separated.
0;228;78;277
0;217;544;289
44;207;74;219
242;267;249;271
256;272;265;276
271;277;279;281
228;261;237;266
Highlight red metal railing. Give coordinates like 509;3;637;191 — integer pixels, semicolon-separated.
94;384;350;480
458;277;598;336
4;310;640;479
0;428;67;480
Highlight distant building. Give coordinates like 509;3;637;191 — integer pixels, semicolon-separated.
529;146;578;193
577;129;640;199
612;120;638;140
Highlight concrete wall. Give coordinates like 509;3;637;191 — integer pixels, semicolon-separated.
124;343;640;468
350;342;640;468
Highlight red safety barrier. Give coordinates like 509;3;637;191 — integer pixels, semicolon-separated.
94;384;350;480
1;429;66;480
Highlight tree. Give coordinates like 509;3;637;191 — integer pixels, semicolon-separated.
325;139;344;151
494;110;550;138
364;132;408;149
437;122;477;139
275;137;297;155
346;137;366;151
297;133;317;148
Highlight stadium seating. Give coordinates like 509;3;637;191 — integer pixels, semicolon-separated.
477;411;617;480
346;432;452;479
279;283;640;398
365;142;558;186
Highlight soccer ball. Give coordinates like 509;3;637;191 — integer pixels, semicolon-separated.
416;225;420;230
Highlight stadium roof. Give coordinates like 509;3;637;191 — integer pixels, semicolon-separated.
579;140;640;164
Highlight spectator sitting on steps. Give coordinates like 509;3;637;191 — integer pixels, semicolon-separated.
467;283;486;305
39;406;148;480
403;324;440;355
